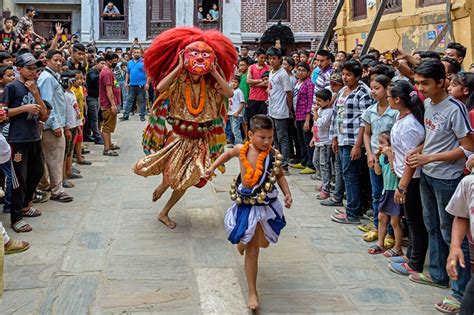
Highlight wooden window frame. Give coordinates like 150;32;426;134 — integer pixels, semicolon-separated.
352;0;367;21
267;0;290;22
147;0;176;39
418;0;445;7
384;0;402;14
99;0;129;40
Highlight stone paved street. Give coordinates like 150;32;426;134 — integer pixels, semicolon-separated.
1;117;450;314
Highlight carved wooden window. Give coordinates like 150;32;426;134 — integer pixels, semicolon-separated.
147;0;175;39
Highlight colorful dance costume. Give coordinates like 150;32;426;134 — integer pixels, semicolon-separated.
133;28;237;192
225;146;286;245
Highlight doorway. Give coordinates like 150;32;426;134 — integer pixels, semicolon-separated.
35;12;72;40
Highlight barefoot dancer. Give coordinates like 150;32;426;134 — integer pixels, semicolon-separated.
206;115;292;310
132;28;236;229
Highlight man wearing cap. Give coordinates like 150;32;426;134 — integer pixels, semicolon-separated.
37;49;73;203
1;53;48;232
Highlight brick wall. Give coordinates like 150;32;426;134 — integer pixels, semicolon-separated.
241;0;336;34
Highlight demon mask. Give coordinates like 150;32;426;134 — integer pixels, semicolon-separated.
183;41;216;75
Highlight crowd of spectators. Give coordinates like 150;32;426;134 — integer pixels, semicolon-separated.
0;6;472;313
231;42;474;314
0;6;149;279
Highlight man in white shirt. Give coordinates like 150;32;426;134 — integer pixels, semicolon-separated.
266;47;292;173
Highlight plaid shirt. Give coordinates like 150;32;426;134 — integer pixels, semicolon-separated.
330;81;373;146
295;78;314;121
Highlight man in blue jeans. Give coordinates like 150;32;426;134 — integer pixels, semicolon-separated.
329;60;373;224
407;60;473;314
120;47;149;122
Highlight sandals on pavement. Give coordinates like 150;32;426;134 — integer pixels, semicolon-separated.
110;143;120;150
4;239;30;255
62;180;75;188
103;149;118;156
363;230;378;242
358;223;374;233
383;248;404;258
50;192;74;203
408;273;449;289
384;235;395;249
368;244;386;255
434;296;461;314
22;206;42;217
11;220;32;233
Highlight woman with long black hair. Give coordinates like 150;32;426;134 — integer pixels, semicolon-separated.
385;80;428;277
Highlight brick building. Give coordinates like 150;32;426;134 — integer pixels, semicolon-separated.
1;0;337;52
241;0;337;52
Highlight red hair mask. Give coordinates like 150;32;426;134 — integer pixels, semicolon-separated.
183;41;216;75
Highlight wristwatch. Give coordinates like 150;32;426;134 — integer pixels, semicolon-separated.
397;185;406;195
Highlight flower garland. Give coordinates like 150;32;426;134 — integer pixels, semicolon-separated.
240;141;269;188
185;77;206;116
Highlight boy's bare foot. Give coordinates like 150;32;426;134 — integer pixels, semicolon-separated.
152;185;167;202
247;293;259;310
158;215;177;229
237;242;245;256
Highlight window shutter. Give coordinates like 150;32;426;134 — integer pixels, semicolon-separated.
161;0;172;20
150;0;160;21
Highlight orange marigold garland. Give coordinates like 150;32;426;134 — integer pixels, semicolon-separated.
240;141;270;187
185;77;206;116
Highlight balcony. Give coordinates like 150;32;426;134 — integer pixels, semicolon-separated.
100;16;128;40
384;0;402;13
197;21;220;31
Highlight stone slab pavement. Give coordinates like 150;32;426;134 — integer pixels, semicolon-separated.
0;117;450;314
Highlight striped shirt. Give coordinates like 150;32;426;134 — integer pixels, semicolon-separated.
313;65;333;105
330;82;373;146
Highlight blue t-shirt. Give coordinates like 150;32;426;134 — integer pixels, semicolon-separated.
127;58;147;86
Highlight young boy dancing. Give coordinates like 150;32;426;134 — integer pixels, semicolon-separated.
206;115;292;310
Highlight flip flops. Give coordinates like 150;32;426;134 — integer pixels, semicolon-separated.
368;244;386;255
408;273;449;289
434;296;461;314
383;248;404;258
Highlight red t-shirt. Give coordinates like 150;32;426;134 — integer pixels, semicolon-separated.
249;63;270;101
99;66;121;109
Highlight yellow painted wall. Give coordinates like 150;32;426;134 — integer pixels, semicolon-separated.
335;0;474;64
